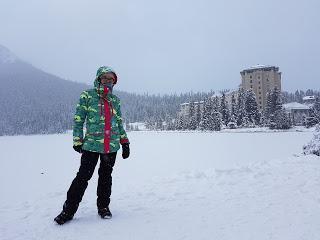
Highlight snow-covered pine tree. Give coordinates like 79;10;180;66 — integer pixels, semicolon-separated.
201;97;213;130
212;96;220;112
227;114;237;129
266;88;291;129
264;91;272;123
230;94;237;121
312;97;320;122
188;102;197;130
210;97;222;131
265;88;281;126
210;111;222;131
306;89;314;96
245;89;261;126
220;92;230;126
156;117;164;130
274;108;292;129
294;90;304;103
166;118;175;130
306;97;320;127
303;124;320;156
195;103;201;130
145;117;155;130
175;114;184;130
236;88;246;127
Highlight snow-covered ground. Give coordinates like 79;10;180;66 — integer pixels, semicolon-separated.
1;130;320;240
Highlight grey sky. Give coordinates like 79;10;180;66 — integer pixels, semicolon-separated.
0;0;319;94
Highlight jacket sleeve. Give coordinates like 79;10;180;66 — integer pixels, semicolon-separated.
73;91;88;146
115;100;130;144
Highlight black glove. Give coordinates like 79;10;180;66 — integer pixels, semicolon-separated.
73;145;83;153
122;143;130;159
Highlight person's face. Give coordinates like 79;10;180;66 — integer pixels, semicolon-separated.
99;72;116;85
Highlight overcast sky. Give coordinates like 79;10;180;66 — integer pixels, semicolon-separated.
0;0;319;94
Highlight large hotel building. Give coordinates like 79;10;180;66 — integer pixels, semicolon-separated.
240;65;282;110
179;65;282;117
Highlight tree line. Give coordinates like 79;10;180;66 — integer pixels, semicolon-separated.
145;88;320;131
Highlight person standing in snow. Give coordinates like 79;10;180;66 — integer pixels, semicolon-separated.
54;66;130;225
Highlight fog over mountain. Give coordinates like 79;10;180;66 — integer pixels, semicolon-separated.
0;44;88;135
0;45;208;135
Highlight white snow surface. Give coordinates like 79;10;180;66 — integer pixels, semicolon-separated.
1;130;320;240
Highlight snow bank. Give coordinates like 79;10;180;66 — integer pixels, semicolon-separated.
303;124;320;156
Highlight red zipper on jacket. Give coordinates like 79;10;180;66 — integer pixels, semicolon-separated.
104;87;111;153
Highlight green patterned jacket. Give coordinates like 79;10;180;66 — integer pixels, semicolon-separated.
73;66;129;154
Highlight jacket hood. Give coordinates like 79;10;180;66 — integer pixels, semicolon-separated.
94;66;118;91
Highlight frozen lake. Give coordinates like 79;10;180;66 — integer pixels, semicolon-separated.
1;130;319;240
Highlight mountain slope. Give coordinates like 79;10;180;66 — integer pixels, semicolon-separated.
0;44;213;135
0;44;88;135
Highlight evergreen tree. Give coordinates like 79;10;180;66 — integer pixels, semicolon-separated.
227;114;237;129
266;88;291;129
175;114;184;130
195;103;202;129
201;97;213;130
220;93;230;126
306;97;320;127
274;108;292;129
230;94;237;121
306;89;314;96
211;111;222;131
236;88;246;127
303;124;320;156
245;89;260;125
188;102;197;130
312;97;320;121
294;90;303;103
156;117;164;130
265;88;282;124
212;96;220;112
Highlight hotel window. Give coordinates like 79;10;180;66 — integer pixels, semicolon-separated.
259;91;261;94
259;101;262;104
250;85;253;88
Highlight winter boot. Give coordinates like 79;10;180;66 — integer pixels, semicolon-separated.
54;211;74;225
98;207;112;219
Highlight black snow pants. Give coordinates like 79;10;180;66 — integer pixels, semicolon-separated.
63;150;117;216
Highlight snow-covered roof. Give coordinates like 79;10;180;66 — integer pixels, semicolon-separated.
241;64;279;73
283;102;310;110
181;101;204;106
211;93;222;98
303;96;315;101
247;64;274;70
